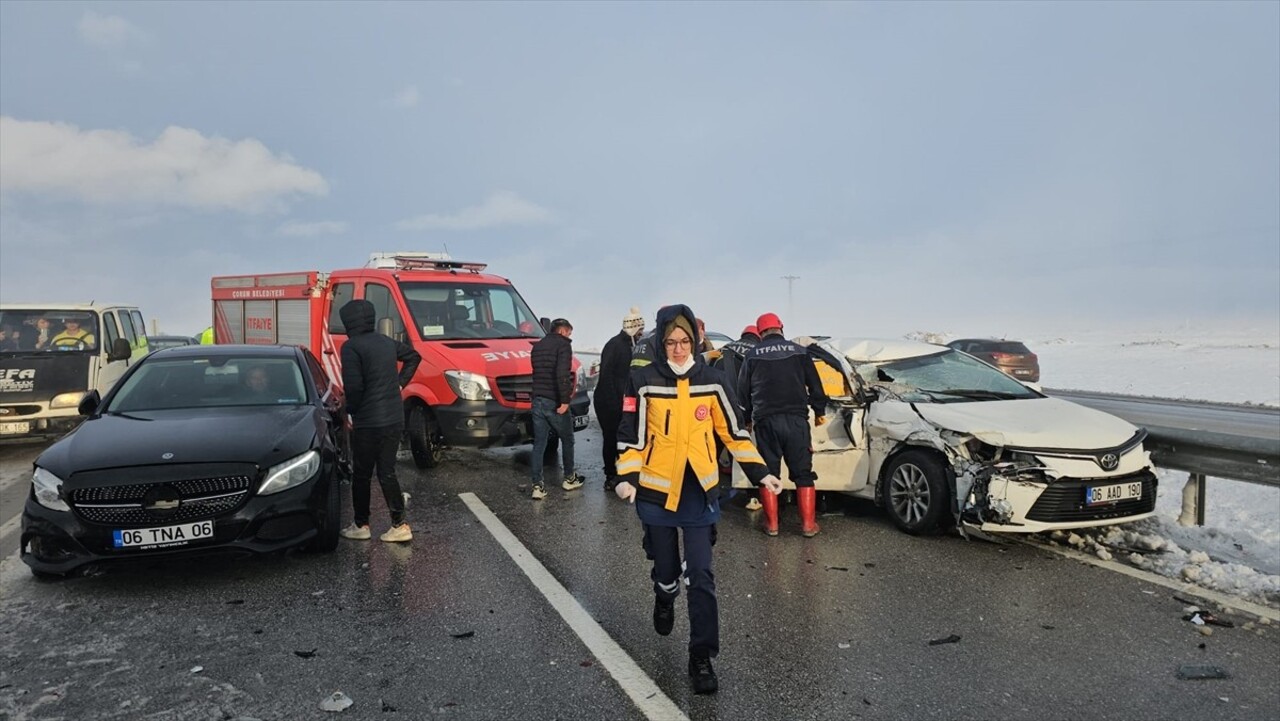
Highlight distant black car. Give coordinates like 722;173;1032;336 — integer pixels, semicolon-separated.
21;344;349;577
147;335;200;351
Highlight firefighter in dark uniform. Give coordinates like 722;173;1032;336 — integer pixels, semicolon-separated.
737;312;828;537
614;304;782;695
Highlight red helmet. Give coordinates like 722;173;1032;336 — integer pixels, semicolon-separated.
756;313;782;333
742;325;759;337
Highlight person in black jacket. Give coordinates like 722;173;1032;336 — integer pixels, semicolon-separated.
738;312;828;537
593;307;645;491
529;318;582;499
337;299;422;543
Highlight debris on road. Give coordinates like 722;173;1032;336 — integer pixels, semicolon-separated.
321;691;354;712
190;666;203;674
450;631;475;639
927;634;961;646
1176;665;1230;680
294;649;317;658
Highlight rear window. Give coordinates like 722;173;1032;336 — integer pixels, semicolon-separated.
988;341;1031;354
965;340;1030;354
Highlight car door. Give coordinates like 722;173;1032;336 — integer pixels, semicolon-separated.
804;343;872;493
304;348;350;473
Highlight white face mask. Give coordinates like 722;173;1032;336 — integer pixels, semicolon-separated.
667;356;695;375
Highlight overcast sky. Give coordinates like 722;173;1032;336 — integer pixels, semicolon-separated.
1;1;1276;347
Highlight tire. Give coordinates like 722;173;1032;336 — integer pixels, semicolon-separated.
307;476;341;553
880;449;951;535
408;404;444;469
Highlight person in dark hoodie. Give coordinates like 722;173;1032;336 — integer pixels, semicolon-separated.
614;304;783;695
529;317;582;499
593;307;645;491
338;299;422;543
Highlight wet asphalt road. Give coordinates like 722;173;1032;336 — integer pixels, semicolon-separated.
1;424;1278;721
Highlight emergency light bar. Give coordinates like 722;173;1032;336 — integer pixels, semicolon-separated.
366;251;450;268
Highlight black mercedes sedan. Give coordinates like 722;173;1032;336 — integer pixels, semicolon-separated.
21;344;349;576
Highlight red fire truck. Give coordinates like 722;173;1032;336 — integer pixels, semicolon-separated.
211;253;588;468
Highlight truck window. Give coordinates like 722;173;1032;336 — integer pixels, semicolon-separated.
399;282;543;340
365;283;406;341
103;313;121;348
328;282;355;335
130;311;147;350
119;311;139;348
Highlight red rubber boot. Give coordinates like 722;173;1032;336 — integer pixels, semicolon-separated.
798;486;821;537
759;487;779;537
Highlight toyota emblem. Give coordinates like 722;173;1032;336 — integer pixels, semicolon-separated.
1099;453;1119;471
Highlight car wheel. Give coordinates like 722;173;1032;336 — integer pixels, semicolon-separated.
408;404;444;469
881;449;951;535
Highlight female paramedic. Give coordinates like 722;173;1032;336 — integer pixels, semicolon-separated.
613;303;782;695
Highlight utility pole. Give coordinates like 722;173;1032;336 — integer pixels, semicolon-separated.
781;275;799;321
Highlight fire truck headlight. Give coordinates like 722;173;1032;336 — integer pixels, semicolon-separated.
444;371;494;401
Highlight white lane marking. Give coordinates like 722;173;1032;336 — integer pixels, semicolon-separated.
1021;538;1280;622
459;492;687;721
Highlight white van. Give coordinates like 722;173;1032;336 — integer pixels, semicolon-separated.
0;303;149;442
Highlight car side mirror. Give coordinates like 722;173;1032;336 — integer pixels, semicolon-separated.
78;389;102;416
108;338;132;362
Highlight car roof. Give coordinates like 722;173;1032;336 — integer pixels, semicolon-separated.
153;344;300;358
821;338;949;363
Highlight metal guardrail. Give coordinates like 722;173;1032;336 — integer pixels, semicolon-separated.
1045;389;1280;489
1142;424;1279;488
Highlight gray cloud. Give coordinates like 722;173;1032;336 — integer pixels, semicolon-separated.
0;117;328;213
395;191;555;231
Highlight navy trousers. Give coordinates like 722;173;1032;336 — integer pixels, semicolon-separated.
754;414;817;487
643;523;718;657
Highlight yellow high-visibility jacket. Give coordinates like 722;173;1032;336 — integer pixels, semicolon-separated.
616;359;769;511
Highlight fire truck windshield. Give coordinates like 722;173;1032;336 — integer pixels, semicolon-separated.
399;282;546;341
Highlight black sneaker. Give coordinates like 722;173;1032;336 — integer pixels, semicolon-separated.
603;475;619;492
688;653;718;695
652;598;675;636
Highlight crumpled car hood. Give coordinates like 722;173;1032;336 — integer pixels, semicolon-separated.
910;397;1138;450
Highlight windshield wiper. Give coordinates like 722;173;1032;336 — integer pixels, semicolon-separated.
930;389;1026;400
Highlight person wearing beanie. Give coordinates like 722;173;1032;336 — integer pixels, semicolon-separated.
613;304;783;695
737;312;829;537
594;307;645;490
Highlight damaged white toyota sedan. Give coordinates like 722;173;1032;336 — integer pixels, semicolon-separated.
734;338;1157;536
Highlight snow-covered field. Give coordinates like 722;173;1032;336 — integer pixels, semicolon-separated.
939;323;1280;607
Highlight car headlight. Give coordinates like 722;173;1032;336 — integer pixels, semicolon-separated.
258;450;321;495
444;370;493;401
50;391;87;409
32;467;70;511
